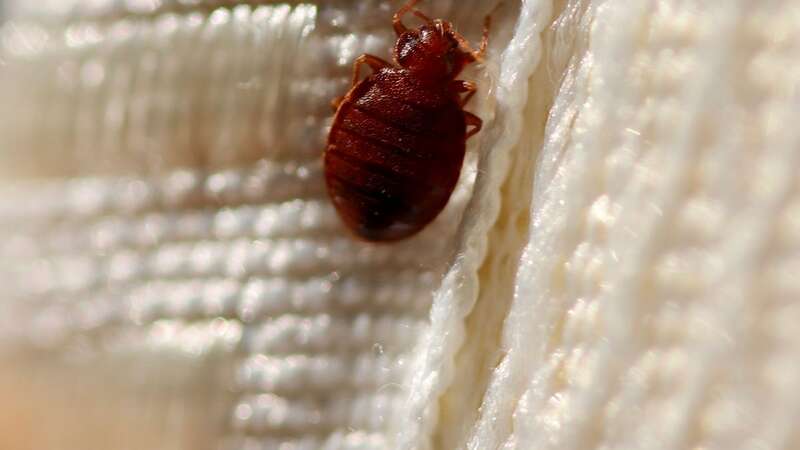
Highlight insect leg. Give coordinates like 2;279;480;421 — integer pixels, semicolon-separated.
332;54;390;112
474;13;491;59
454;7;495;61
464;111;483;139
393;0;423;35
350;54;391;87
451;80;478;106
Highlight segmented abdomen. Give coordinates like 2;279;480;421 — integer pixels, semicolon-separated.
325;69;466;242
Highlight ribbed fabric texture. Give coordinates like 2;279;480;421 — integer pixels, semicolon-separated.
3;1;800;450
469;2;800;449
0;1;492;449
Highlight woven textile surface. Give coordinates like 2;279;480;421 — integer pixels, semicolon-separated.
2;1;800;449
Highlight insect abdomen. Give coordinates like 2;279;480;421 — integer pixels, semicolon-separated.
325;72;465;241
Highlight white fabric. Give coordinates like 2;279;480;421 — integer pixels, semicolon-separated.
0;2;488;449
3;1;800;449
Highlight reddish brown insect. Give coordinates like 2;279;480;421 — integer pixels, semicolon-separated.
324;0;490;242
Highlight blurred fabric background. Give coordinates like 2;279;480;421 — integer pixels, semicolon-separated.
0;1;508;449
3;1;800;450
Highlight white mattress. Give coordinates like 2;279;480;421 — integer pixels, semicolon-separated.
1;1;798;449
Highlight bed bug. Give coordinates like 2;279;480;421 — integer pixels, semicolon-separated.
324;0;491;242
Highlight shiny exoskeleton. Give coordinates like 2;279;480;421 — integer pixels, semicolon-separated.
324;0;490;242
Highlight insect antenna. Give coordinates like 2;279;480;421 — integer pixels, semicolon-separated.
454;2;502;62
393;0;433;35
